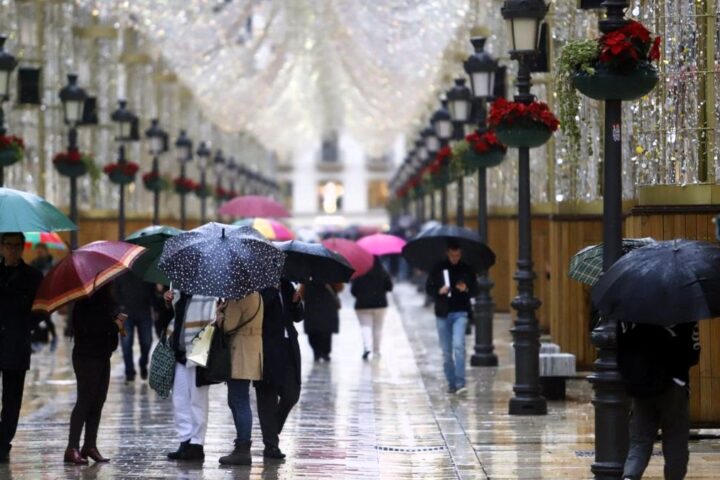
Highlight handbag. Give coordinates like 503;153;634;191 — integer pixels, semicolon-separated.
149;334;175;399
186;323;216;367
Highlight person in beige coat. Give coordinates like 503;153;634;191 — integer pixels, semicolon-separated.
216;292;263;466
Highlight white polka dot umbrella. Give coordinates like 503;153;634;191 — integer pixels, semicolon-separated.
158;222;285;299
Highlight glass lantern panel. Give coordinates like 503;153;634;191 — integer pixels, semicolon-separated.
0;71;9;98
449;100;470;122
436;120;453;140
426;136;440;152
471;72;493;98
508;18;539;52
150;137;164;155
65;100;84;124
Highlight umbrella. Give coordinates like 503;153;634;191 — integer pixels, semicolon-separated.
125;225;184;285
217;195;290;218
402;225;496;272
233;218;294;241
24;232;68;250
592;239;720;326
158;222;285;299
321;237;374;279
0;187;77;232
357;233;407;256
32;240;147;313
275;240;354;283
568;237;655;286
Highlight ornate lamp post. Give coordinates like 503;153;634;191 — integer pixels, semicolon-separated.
0;36;17;187
416;141;430;222
58;74;87;249
447;78;472;226
423;126;440;220
110;100;136;240
465;36;500;367
175;130;193;229
196;141;211;223
501;0;548;416
145;118;166;225
431;101;452;224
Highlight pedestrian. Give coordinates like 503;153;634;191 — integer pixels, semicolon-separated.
300;281;343;362
29;243;54;276
254;279;303;460
217;292;264;466
350;257;393;360
425;242;478;395
619;321;701;480
64;282;124;465
161;289;216;462
0;232;43;464
114;272;157;382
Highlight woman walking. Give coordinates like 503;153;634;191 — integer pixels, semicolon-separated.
64;283;123;465
301;281;343;362
350;257;393;360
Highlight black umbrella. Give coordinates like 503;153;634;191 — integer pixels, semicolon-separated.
401;225;496;272
158;222;285;299
592;239;720;326
275;240;354;283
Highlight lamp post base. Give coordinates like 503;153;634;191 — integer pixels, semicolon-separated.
470;352;498;367
508;396;548;416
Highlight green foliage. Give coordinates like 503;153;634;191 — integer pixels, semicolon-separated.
450;140;468;180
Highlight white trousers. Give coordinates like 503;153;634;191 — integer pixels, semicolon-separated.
172;363;210;445
355;308;387;354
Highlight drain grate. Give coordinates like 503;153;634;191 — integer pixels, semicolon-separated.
375;445;446;453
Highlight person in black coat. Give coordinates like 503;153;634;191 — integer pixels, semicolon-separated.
254;279;304;459
114;272;157;382
350;257;393;360
64;282;123;465
0;232;43;463
300;281;343;362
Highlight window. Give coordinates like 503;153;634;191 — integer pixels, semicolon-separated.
367;179;388;210
317;181;344;214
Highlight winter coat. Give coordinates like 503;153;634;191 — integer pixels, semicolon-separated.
425;259;479;318
0;260;43;370
301;282;342;334
71;285;120;359
114;272;157;321
220;292;264;381
258;280;304;387
350;258;393;310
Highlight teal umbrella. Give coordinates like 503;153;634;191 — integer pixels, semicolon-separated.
0;187;77;232
126;225;183;285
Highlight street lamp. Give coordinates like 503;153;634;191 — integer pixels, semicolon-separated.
501;0;548;416
421;126;439;220
175;130;193;229
58;74;87;249
196;141;211;223
431;101;452;224
0;36;17;187
145;118;167;225
447;78;472;227
110;100;137;240
464;37;500;368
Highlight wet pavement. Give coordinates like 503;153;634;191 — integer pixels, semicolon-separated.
2;282;719;479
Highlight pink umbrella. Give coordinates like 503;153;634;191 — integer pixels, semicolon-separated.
218;195;290;218
357;233;407;256
321;238;374;279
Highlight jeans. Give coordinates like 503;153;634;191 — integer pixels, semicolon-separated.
436;312;468;389
227;379;252;442
0;368;26;453
68;355;110;449
121;315;153;379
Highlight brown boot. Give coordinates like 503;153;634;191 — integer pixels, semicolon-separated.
64;447;89;465
80;446;110;463
219;440;251;465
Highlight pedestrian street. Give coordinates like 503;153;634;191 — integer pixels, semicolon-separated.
2;284;720;479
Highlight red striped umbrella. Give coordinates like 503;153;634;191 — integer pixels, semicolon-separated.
321;238;374;279
218;195;290;218
32;240;146;313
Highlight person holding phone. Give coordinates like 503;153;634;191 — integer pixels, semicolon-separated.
63;282;123;465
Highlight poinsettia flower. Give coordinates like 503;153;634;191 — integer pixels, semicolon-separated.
648;36;661;61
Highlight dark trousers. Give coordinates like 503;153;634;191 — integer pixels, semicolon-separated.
0;368;26;452
623;383;690;480
307;333;332;360
68;355;111;449
255;367;301;449
120;315;153;378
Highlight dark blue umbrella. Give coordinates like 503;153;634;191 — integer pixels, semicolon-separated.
592;239;720;326
401;224;495;272
274;240;354;283
158;222;285;299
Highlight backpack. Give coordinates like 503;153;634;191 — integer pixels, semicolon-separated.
616;321;673;397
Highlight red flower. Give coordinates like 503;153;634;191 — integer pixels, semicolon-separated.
648;36;661;61
53;150;90;165
174;177;197;190
0;135;24;150
488;98;559;132
142;171;159;183
598;20;660;70
104;162;139;177
465;130;506;154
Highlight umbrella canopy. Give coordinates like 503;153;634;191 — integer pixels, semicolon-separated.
233;218;294;241
357;233;407;256
0;187;77;233
568;238;655;286
125;225;184;285
592;239;720;326
32;240;147;313
158;222;285;299
24;232;68;250
275;240;354;284
217;195;290;218
321;237;374;279
402;225;496;272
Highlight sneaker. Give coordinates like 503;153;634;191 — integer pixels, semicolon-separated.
447;386;457;394
455;386;467;395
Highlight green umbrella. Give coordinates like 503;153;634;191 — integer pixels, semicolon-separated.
0;187;77;233
568;237;655;286
126;225;184;285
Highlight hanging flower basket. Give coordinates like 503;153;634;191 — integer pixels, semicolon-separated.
174;177;197;195
454;131;507;174
489;98;558;149
194;183;213;199
142;171;169;192
428;146;452;188
574;62;659;101
0;135;24;167
104;162;139;186
53;151;96;179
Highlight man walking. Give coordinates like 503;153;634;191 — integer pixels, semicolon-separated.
425;242;478;395
0;232;43;463
114;272;157;382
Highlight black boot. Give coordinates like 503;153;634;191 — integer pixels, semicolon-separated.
176;443;204;461
263;445;286;460
219;440;251;466
166;440;190;460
